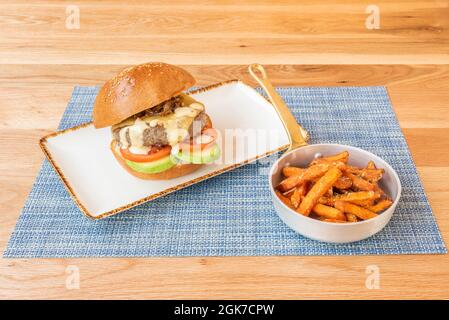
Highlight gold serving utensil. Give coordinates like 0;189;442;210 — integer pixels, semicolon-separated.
248;64;309;151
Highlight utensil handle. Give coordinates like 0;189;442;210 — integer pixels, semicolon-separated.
248;64;308;150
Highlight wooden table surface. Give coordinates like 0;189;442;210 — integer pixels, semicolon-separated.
1;0;449;299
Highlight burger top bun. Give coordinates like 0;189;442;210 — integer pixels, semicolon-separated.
93;62;196;128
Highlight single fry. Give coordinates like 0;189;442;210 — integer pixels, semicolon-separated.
283;188;295;198
282;166;305;177
361;169;384;183
319;218;349;223
368;199;393;213
364;161;388;197
334;175;352;190
345;172;375;191
290;188;301;208
276;190;293;208
277;175;302;193
347;198;375;208
332;191;377;203
298;166;342;216
291;183;308;209
311;151;349;165
334;200;378;220
298;182;308;195
312;203;346;221
277;163;329;192
318;196;332;206
366;161;376;169
327;186;333;197
344;165;383;183
373;183;388;199
346;213;358;222
334;161;346;170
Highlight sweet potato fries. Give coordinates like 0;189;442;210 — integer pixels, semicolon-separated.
275;151;392;223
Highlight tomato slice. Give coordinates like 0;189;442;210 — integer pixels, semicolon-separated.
180;128;218;153
120;145;172;163
202;118;212;130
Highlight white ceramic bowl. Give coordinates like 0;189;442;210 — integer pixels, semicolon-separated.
269;144;402;243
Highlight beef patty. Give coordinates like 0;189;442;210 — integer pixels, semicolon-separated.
113;112;211;147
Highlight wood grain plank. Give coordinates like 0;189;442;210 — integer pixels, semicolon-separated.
2;38;448;65
404;129;449;167
1;65;448;130
0;1;448;64
2;1;447;40
2;64;448;88
1;255;448;299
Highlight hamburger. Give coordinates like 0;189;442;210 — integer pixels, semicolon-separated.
92;62;220;180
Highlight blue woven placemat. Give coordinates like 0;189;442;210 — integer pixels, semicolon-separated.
4;86;446;257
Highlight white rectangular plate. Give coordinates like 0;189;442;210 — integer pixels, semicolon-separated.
40;80;289;219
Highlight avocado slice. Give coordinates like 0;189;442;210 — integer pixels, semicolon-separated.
125;155;177;174
173;143;221;164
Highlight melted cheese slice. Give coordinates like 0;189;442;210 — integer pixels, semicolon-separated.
113;94;205;151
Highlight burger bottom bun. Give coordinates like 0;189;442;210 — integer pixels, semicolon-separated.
111;141;202;180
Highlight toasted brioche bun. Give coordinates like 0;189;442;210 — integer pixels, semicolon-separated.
111;141;202;180
93;62;195;128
